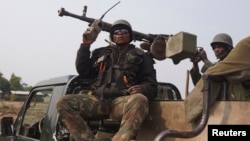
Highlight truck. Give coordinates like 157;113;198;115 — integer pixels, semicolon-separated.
1;73;250;141
1;5;250;141
0;74;182;141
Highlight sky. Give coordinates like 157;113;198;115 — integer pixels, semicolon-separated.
1;0;249;99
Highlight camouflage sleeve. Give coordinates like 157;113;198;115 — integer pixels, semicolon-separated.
138;53;158;100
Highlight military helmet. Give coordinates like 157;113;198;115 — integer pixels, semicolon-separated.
110;19;133;42
210;33;233;50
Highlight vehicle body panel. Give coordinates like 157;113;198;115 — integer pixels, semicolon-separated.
137;101;250;141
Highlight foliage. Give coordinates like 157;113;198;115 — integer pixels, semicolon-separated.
24;86;33;91
0;72;11;97
10;94;19;101
9;73;24;91
0;72;33;98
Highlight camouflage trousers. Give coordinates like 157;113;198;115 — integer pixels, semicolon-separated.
56;93;149;141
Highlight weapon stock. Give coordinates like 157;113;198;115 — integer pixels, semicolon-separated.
58;7;168;43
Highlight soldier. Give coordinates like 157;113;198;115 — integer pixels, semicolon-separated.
185;36;250;123
56;19;157;141
190;33;233;85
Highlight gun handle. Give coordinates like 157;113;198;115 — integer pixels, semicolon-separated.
84;19;102;40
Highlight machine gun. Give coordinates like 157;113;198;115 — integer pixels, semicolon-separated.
58;5;169;44
58;5;197;63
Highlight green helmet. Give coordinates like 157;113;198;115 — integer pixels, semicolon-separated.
110;19;133;42
210;33;233;50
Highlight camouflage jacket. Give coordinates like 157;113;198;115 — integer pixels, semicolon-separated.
75;43;157;100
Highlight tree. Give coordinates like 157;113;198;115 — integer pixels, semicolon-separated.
9;73;24;91
0;72;11;97
23;85;33;91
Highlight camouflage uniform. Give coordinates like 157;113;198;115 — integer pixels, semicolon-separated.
57;42;157;141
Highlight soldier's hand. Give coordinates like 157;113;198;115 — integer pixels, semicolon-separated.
82;28;97;46
198;48;209;62
190;56;201;63
127;85;142;95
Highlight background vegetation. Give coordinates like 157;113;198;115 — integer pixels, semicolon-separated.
0;71;32;100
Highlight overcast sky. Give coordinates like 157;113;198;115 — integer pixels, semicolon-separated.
1;0;249;99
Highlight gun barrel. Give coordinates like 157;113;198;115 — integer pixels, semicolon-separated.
58;8;95;24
